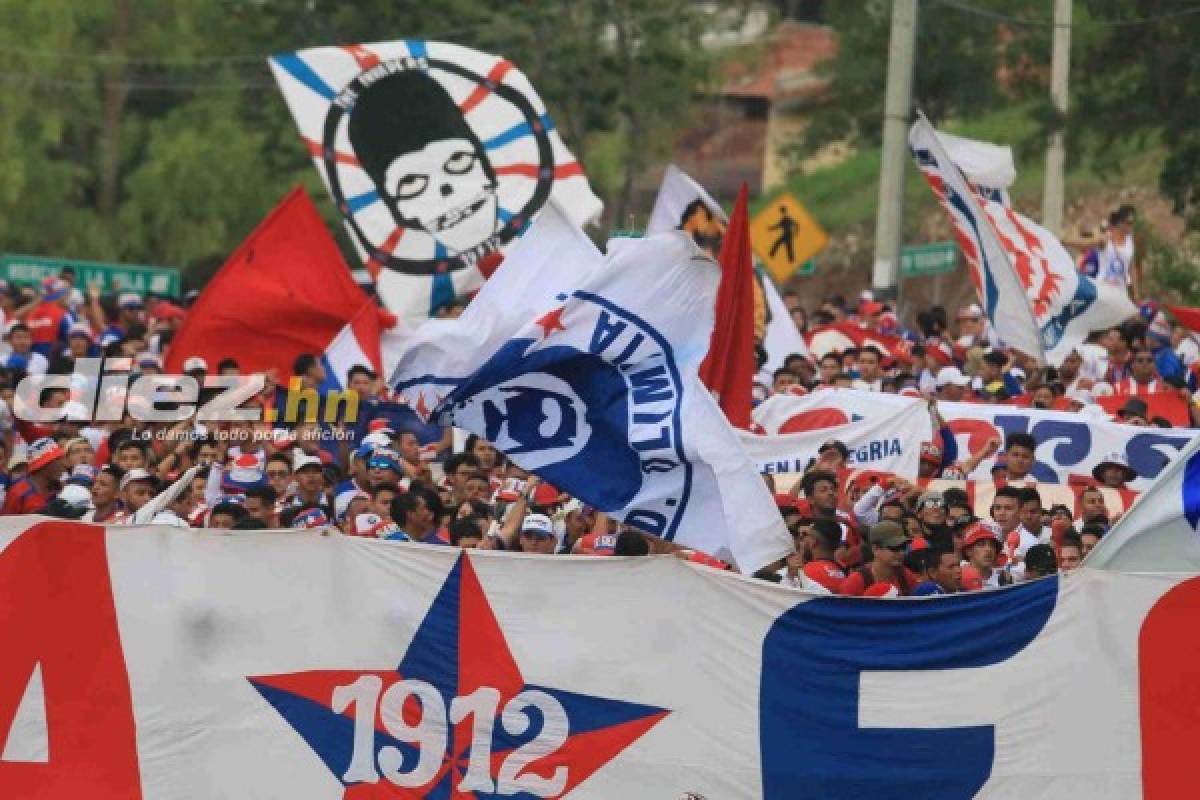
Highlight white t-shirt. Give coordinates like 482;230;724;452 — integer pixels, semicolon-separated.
1098;234;1135;289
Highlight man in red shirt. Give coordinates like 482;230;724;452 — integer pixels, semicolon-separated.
789;517;846;592
23;277;72;358
3;438;66;514
840;521;919;597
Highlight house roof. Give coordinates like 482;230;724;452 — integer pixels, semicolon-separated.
722;21;837;104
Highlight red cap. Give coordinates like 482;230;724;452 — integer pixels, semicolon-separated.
860;301;885;316
531;482;561;507
920;442;942;465
962;524;1000;553
774;493;800;511
960;566;984;591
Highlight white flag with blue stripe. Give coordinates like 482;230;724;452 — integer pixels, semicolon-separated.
1086;434;1200;571
269;40;603;327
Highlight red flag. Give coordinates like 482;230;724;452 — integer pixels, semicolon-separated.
165;187;391;381
699;184;755;428
1169;305;1200;334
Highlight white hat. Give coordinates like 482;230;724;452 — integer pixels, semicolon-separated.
183;356;209;372
335;487;369;521
292;449;324;472
119;467;155;491
936;366;971;387
58;483;95;511
520;513;555;537
350;512;403;539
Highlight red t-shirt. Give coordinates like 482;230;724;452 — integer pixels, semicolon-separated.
577;532;617;555
839;565;921;597
26;301;67;347
802;559;846;593
2;479;49;515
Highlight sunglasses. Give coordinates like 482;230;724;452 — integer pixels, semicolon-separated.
919;500;946;510
266;470;289;479
368;459;399;471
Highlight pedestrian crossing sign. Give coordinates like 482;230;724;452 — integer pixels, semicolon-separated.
749;192;829;283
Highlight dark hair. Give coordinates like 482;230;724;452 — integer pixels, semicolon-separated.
994;486;1023;504
292;353;318;376
1060;531;1084;551
860;345;883;361
819;353;841;367
188;436;217;460
613;531;650;556
266;452;291;471
444;452;481;477
1024;543;1058;575
1016;487;1042;508
1080;523;1107;540
942;487;970;508
8;322;30;335
347;364;376;382
800;470;839;498
232;516;267;530
371;482;400;499
922;543;957;574
810;517;842;551
448;518;483;545
245;485;278;505
115;438;148;456
1005;432;1037;453
217;357;240;372
773;367;795;381
210;502;248;524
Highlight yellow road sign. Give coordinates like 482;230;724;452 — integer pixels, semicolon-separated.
749;192;828;282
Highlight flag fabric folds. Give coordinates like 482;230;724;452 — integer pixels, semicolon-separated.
910;116;1137;366
1085;435;1200;572
164;188;393;388
698;184;756;429
269;40;603;327
4;518;1200;798
388;205;793;573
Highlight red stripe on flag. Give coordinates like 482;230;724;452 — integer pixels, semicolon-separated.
493;162;585;179
459;60;513;114
304;138;360;167
365;227;406;278
342;44;380;70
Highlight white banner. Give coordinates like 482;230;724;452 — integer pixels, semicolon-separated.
753;388;1193;491
744;394;930;480
3;518;1199;798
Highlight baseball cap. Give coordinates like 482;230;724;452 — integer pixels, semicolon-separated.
868;520;908;549
58;483;95;511
860;300;884;316
117;291;144;310
962;522;1001;552
520;513;555;537
183;356;209;373
335;487;370;522
119;467;155;491
27;437;65;472
531;482;561;507
290;507;330;529
293;450;324;472
919;441;942;465
367;419;396;435
67;322;93;340
41;276;68;301
936;366;971;387
136;352;162;369
222;453;266;493
349;512;404;539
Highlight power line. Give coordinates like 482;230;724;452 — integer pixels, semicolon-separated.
929;0;1200;28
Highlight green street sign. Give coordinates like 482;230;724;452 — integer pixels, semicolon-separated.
901;241;958;278
796;258;816;276
0;253;182;297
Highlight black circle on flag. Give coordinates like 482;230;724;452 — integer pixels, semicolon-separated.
322;57;555;277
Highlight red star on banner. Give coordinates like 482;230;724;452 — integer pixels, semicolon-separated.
534;307;567;338
249;554;668;798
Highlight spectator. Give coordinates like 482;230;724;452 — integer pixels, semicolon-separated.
1059;532;1085;571
840;521;919;597
1023;544;1058;580
1092;453;1137;490
911;544;962;596
2;438;66;514
1000;433;1037;483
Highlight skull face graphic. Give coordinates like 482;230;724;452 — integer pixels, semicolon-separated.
349;68;499;256
382;137;499;254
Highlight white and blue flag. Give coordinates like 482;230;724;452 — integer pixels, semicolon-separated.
388;204;793;573
1086;434;1200;571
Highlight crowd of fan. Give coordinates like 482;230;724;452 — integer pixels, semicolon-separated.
1;261;1197;597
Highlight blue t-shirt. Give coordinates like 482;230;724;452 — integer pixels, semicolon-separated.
911;581;948;597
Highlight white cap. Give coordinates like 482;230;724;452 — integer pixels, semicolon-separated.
58;483;94;510
936;366;971;387
119;467;154;491
293;449;324;472
335;488;369;521
520;513;555;537
183;356;209;372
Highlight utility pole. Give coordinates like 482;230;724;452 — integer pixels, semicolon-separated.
1042;0;1072;233
871;0;918;302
